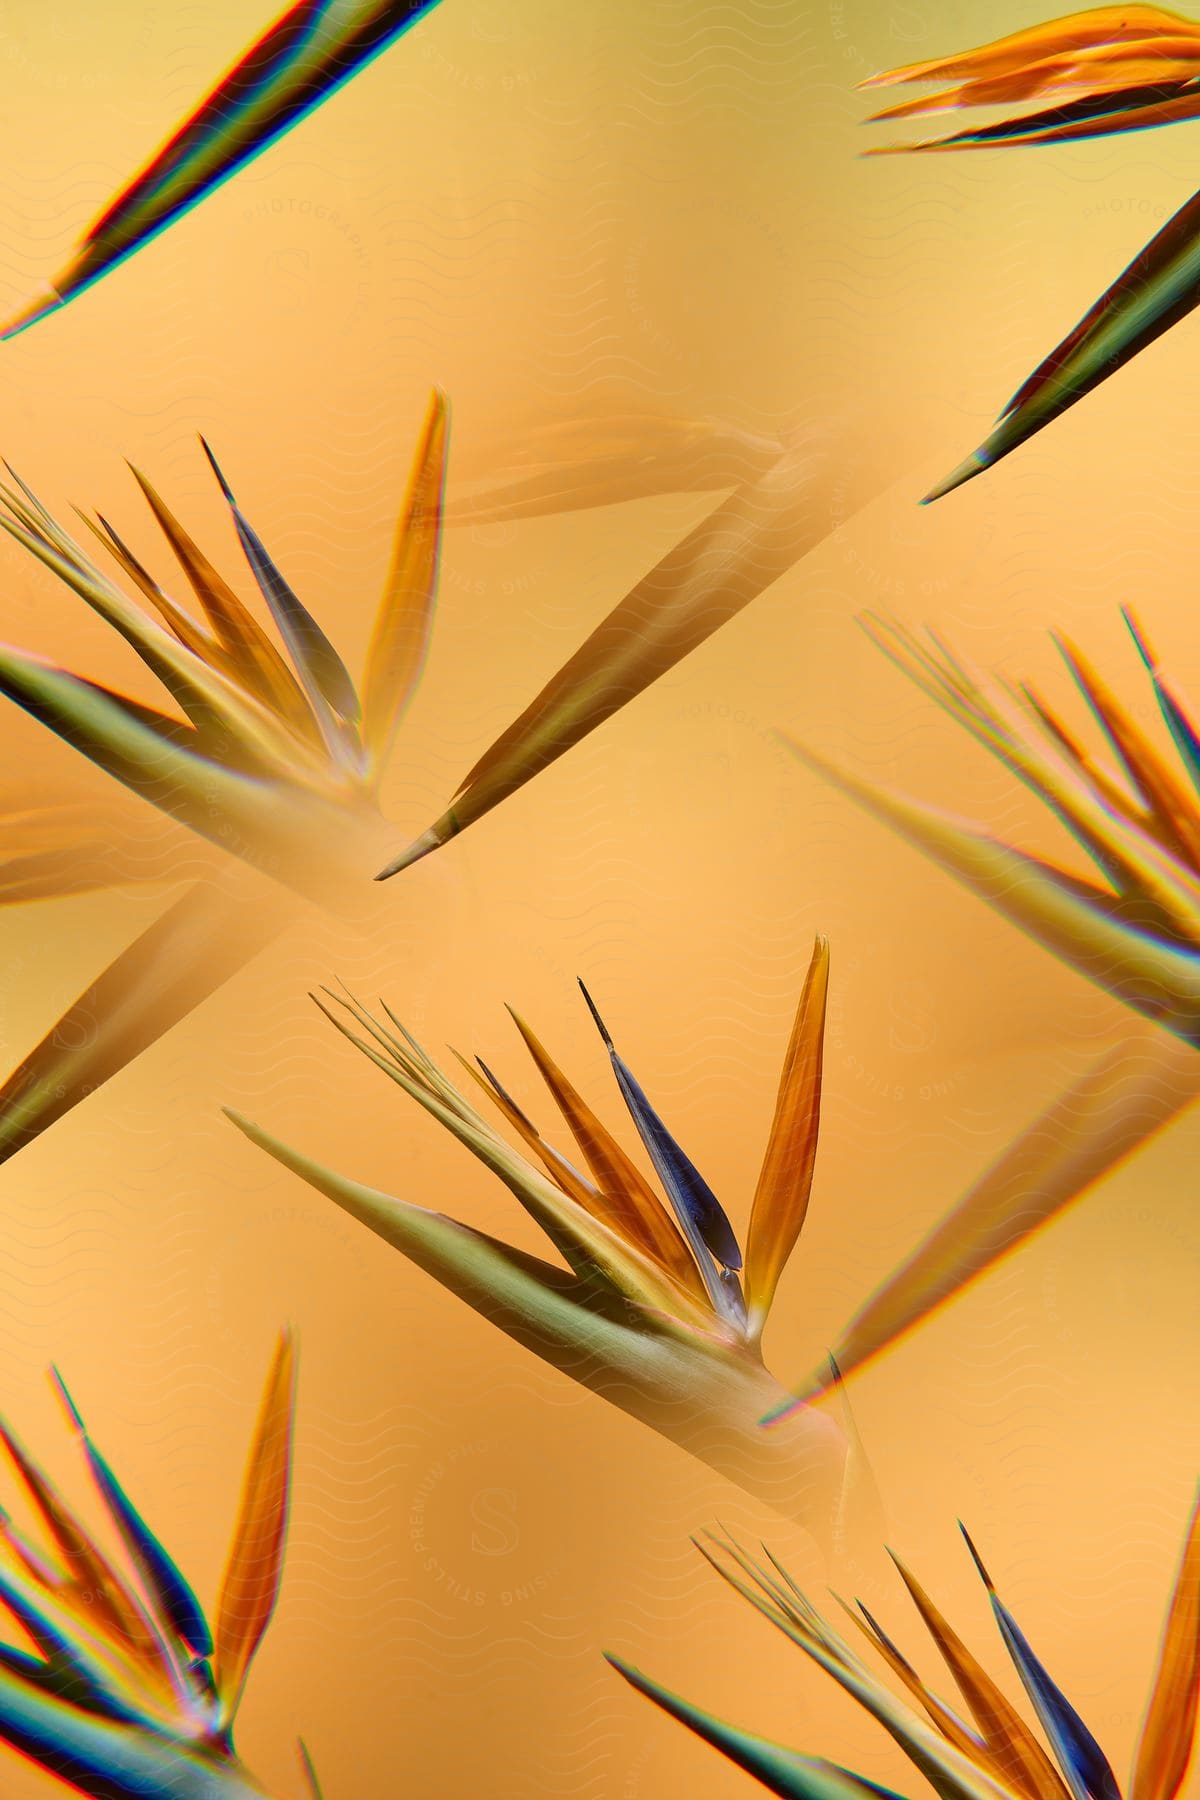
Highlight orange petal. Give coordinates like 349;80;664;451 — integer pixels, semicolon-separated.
213;1332;296;1726
506;1008;703;1297
889;1553;1071;1800
127;463;314;734
1131;1487;1200;1800
860;7;1199;89
361;390;448;770
0;1422;163;1666
743;936;829;1335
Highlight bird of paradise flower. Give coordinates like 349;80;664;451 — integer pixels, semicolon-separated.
608;1496;1200;1800
782;611;1200;1049
226;947;868;1550
0;390;448;1165
860;6;1200;499
2;0;446;339
0;1332;315;1799
0;400;885;1168
224;943;1197;1543
753;610;1200;1420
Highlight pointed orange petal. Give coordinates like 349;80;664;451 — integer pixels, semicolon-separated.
838;1598;997;1770
889;1553;1071;1800
74;509;220;663
213;1332;296;1726
860;7;1199;90
743;936;829;1335
1054;634;1200;870
0;1422;154;1655
506;1008;703;1297
1131;1487;1200;1800
361;390;448;770
452;1049;608;1213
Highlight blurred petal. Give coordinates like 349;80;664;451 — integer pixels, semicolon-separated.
766;1027;1200;1413
377;427;888;876
0;875;285;1168
444;412;785;523
1131;1486;1200;1800
0;1422;156;1662
860;9;1200;91
744;936;829;1333
781;735;1200;1044
51;1372;213;1661
862;8;1200;150
1;0;447;337
298;1740;324;1799
361;390;448;770
213;1332;296;1727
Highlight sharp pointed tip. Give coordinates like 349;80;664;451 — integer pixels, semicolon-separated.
0;289;63;342
577;979;614;1048
375;826;443;879
199;435;235;502
920;449;991;505
958;1520;993;1588
1122;605;1156;670
49;1367;84;1432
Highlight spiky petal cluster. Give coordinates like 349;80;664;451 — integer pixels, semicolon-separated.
0;394;447;907
785;612;1200;1046
610;1496;1200;1800
2;0;445;338
226;944;865;1543
861;8;1200;498
862;8;1200;152
0;1334;311;1800
0;395;445;1165
0;394;878;1170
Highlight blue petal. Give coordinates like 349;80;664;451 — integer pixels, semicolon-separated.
201;440;361;724
578;981;744;1292
53;1371;213;1659
961;1526;1121;1800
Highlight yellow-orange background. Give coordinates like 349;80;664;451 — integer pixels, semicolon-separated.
0;1;1195;1795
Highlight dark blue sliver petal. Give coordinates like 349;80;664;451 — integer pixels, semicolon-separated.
578;981;743;1272
200;439;361;723
960;1526;1121;1800
52;1371;214;1659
